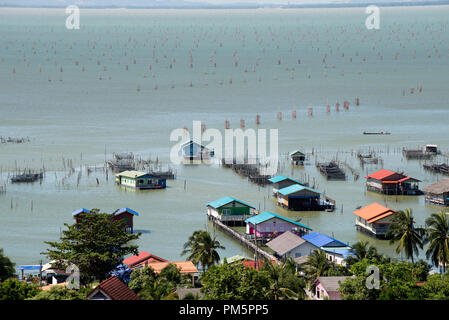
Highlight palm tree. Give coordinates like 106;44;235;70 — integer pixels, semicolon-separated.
386;208;425;264
181;230;225;272
425;211;449;273
261;260;300;300
303;250;333;292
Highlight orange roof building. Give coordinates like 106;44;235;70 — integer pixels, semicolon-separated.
365;169;421;195
136;261;199;274
353;203;397;239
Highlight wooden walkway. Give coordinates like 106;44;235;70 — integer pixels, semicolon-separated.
210;217;278;263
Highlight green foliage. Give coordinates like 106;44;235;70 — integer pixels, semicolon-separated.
0;248;16;281
421;273;449;300
425;211;449;272
200;262;272;300
42;209;140;284
29;285;90;300
181;230;225;272
128;264;189;300
339;258;431;300
386;208;425;264
0;279;40;300
303;250;351;291
260;258;306;300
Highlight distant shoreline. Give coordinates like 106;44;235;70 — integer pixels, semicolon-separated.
1;1;449;10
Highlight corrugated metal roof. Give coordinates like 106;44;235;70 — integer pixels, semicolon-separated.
268;175;303;185
206;196;255;209
115;170;154;178
71;208;90;217
302;232;347;248
245;211;312;230
114;207;140;216
277;184;321;196
317;276;350;292
365;169;398;180
353;203;395;223
266;231;306;256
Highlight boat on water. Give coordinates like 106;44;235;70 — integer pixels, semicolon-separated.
363;131;391;135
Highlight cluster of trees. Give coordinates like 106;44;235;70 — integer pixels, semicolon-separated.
1;208;449;300
386;209;449;271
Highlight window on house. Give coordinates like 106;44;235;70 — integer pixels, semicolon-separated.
280;226;285;232
295;252;301;257
265;226;271;232
223;209;231;215
316;288;320;298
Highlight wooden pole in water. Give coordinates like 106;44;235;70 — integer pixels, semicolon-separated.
292;110;296;119
255;114;260;125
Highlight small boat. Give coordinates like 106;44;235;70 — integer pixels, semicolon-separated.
363;131;391;135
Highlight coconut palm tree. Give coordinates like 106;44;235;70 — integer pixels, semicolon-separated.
261;259;301;300
303;249;333;292
181;230;225;272
425;211;449;273
386;208;425;264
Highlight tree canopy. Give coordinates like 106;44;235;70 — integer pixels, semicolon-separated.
42;209;140;284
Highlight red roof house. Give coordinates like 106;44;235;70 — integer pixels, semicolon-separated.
365;169;421;195
123;251;167;268
87;276;141;300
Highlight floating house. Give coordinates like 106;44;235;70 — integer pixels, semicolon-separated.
206;196;256;226
268;175;304;196
365;169;422;195
266;230;318;260
179;140;214;163
403;144;438;160
276;184;330;211
423;178;449;206
290;150;306;165
353;203;397;239
72;207;139;233
71;208;92;224
111;208;139;233
245;211;311;240
87;276;141;300
123;251;167;269
115;170;166;190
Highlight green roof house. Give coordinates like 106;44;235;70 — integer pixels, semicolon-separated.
206;196;256;226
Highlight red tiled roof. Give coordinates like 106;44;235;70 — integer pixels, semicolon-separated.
88;276;140;300
243;260;276;269
365;169;398;180
123;251;167;267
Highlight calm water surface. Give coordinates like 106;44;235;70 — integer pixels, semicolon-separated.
0;7;449;267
